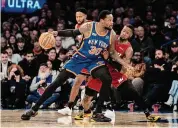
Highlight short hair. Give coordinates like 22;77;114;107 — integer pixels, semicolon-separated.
126;24;134;33
24;51;34;56
5;46;13;50
155;49;165;55
76;8;87;15
1;51;8;55
59;48;68;55
47;48;56;53
98;10;112;21
169;15;176;20
17;38;25;43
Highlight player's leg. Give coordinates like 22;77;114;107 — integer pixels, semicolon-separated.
118;80;161;122
21;58;86;120
69;74;86;107
21;69;75;120
82;87;95;121
58;74;86;115
90;66;112;122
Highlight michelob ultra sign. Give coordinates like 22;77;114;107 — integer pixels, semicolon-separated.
1;0;46;13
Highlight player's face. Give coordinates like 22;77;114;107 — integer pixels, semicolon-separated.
120;26;132;40
102;14;113;30
76;12;86;25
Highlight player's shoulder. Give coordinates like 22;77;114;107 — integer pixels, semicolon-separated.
80;22;93;29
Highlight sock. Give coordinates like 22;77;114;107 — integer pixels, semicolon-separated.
144;108;150;117
68;102;74;109
79;105;83;110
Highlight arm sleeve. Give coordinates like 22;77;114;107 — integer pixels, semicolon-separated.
58;29;81;37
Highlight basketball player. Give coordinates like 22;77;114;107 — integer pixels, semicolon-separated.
21;10;131;122
80;25;161;122
57;8;92;115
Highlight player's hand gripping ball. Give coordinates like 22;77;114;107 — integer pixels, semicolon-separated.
39;32;55;50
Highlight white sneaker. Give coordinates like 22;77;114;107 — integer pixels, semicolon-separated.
104;109;115;124
57;116;72;125
173;105;177;111
164;95;173;106
58;107;72;116
48;103;56;109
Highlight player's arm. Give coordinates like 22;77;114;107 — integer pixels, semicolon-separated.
52;22;92;37
123;47;133;64
109;30;133;69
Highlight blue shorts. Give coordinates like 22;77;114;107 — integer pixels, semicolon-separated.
64;55;105;76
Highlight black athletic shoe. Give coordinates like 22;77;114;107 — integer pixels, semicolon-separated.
21;109;38;120
92;113;111;122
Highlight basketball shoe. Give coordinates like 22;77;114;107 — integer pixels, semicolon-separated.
57;107;72;116
21;109;38;120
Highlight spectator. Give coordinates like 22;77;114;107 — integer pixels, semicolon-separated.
148;21;165;49
22;27;31;44
15;38;26;57
46;48;61;70
57;22;65;32
30;30;39;44
4;30;11;40
46;10;55;26
46;60;60;77
18;51;38;83
8;35;17;51
2;22;11;32
91;9;99;21
113;16;122;34
1;64;26;108
55;36;63;57
1;37;7;51
0;51;13;80
126;7;135;25
134;26;154;65
58;49;69;68
26;63;60;109
144;49;170;105
125;51;146;95
11;23;20;36
33;41;47;67
5;46;22;64
123;17;130;26
169;41;178;63
133;26;139;38
163;16;178;40
145;11;154;24
165;60;178;111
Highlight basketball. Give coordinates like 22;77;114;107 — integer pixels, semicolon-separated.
39;32;55;50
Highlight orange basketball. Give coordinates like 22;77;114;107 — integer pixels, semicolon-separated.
39;32;55;50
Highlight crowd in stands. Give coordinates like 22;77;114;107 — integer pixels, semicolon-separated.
1;0;178;111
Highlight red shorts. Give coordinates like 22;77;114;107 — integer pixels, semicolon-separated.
87;66;127;92
110;69;127;88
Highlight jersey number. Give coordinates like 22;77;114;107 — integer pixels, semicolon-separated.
89;46;102;55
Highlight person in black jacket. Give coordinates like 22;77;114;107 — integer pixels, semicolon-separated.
132;26;154;65
1;64;26;109
18;51;38;92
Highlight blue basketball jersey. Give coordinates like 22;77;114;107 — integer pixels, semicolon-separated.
76;22;111;59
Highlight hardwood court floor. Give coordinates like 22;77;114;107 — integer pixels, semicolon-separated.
1;110;178;127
